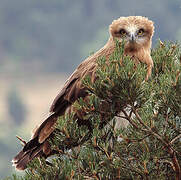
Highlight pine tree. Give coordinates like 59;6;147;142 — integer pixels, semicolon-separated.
9;41;181;180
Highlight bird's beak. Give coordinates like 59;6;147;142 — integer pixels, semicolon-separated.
129;33;136;43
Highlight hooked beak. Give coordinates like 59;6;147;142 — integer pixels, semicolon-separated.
129;33;136;43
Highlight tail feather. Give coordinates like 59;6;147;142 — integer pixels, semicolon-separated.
12;144;44;170
23;137;39;152
12;97;71;170
12;113;59;170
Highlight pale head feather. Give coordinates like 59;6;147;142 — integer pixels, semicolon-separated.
109;16;154;51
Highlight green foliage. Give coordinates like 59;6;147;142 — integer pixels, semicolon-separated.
10;41;181;179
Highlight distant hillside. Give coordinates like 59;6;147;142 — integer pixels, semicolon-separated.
0;0;181;74
0;72;67;178
0;73;67;129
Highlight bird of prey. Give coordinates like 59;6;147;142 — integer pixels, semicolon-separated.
12;16;154;170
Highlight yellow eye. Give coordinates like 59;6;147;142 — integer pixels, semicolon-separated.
119;29;127;36
138;28;144;35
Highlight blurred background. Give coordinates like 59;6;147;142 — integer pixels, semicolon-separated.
1;0;181;178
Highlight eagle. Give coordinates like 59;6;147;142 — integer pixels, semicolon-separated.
12;16;154;170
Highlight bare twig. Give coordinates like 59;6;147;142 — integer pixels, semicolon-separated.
128;109;134;119
134;109;181;179
121;109;139;129
170;134;181;145
16;135;26;146
134;110;169;147
116;115;127;119
167;148;181;180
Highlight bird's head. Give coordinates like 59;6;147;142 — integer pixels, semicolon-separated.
109;16;154;52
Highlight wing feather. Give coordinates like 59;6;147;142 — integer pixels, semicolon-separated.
12;37;115;170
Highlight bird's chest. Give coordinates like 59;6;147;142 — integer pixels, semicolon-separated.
124;49;141;65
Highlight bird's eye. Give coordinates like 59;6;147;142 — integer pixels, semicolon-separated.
138;28;144;35
119;29;127;36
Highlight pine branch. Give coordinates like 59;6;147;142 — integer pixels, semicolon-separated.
9;40;181;179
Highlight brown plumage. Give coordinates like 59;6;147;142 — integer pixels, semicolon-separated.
12;16;154;170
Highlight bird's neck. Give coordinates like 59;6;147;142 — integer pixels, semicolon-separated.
124;40;151;62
